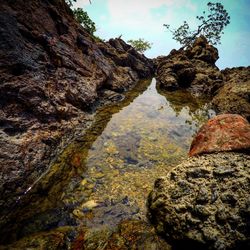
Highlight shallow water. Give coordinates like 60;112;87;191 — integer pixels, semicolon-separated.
67;78;215;223
1;78;216;246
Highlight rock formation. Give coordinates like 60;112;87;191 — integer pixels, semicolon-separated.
189;114;250;156
0;0;154;219
148;114;250;249
150;44;250;247
155;36;250;121
155;36;223;96
212;67;250;121
148;152;250;250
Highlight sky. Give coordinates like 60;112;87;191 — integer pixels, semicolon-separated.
73;0;250;69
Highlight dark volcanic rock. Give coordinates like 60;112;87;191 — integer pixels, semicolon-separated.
189;114;250;157
156;36;223;95
212;67;250;121
148;152;250;250
0;0;154;223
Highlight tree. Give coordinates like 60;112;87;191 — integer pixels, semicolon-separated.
65;0;91;7
65;1;96;35
73;8;96;35
127;38;152;53
65;0;76;7
164;2;230;48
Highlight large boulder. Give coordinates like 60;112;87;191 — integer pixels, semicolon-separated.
212;67;250;121
189;114;250;157
156;36;223;95
148;152;250;249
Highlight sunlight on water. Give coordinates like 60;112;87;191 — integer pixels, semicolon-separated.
2;78;216;244
61;78;215;226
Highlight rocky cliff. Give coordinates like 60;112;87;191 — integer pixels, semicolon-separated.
212;66;250;121
0;0;154;218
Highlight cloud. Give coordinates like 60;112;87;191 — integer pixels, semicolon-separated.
73;0;199;57
105;0;198;37
73;0;91;8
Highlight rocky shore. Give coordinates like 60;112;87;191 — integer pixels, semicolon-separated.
148;114;250;249
0;1;250;249
0;0;154;221
149;36;250;249
155;36;250;121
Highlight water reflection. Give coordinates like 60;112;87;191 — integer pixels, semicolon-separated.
1;78;216;244
72;79;215;224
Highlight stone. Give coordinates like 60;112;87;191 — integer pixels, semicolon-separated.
155;36;223;95
212;67;250;121
148;152;250;250
189;114;250;156
72;220;171;250
186;35;219;64
0;229;71;250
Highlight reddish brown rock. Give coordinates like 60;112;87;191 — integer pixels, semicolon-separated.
189;114;250;156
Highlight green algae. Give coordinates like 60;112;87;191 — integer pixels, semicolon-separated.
0;78;216;248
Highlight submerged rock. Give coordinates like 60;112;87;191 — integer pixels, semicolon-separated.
72;220;171;250
0;228;71;250
189;114;250;157
148;152;250;250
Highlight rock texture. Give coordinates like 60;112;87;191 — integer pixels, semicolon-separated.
156;36;250;120
212;67;250;121
72;220;171;250
148;152;250;250
156;36;223;95
0;0;154;219
189;114;250;157
1;220;171;250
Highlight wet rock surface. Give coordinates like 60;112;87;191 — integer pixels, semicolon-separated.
1;220;171;250
148;152;250;250
212;67;250;121
189;114;250;156
72;220;171;250
156;36;223;95
0;0;154;220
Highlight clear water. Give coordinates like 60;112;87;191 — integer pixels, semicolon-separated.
49;78;215;228
2;78;216;246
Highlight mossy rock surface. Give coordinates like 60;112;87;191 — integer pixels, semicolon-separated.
148;152;250;250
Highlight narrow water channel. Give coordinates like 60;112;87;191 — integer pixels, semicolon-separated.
1;78;216;247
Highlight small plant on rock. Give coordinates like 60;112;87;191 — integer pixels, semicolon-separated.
164;2;230;48
127;38;152;53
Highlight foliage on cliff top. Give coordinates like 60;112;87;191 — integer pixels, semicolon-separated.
73;8;96;35
127;38;152;53
65;0;96;35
